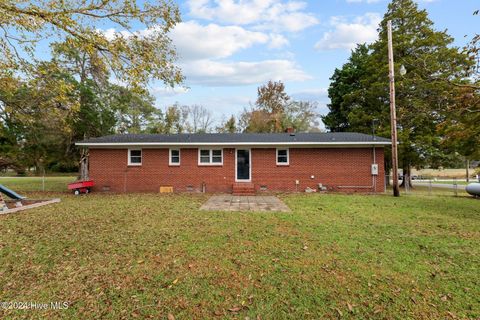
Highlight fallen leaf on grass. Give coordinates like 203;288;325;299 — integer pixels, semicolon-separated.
347;302;353;312
167;278;179;289
373;308;382;314
167;313;175;320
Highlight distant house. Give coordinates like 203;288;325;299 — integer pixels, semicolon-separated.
76;132;390;194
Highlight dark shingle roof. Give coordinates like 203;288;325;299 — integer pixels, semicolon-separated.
77;132;390;145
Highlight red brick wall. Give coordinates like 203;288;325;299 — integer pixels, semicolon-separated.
251;148;384;192
88;147;385;193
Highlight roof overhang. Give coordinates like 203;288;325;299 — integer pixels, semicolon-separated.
76;141;391;148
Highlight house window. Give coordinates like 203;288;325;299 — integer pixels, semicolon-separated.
276;148;289;165
169;149;180;165
200;150;211;163
128;149;142;165
198;149;223;165
212;150;222;163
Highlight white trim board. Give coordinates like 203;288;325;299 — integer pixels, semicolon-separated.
77;141;391;148
276;148;289;166
235;148;252;182
127;148;142;166
169;148;181;166
197;148;223;166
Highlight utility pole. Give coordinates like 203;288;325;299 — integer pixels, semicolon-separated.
387;20;400;197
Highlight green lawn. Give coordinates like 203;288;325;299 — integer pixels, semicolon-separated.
0;190;479;319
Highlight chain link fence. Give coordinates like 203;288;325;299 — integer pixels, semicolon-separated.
0;176;76;192
385;175;475;197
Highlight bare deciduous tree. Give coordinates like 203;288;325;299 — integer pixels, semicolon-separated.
185;105;214;133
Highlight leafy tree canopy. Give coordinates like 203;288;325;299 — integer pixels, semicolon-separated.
323;0;472;176
241;80;320;133
0;0;183;88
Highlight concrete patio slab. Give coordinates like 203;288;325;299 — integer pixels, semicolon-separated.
200;195;290;212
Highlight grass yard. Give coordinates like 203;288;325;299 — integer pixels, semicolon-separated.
0;176;76;193
0;191;479;319
414;180;471;186
412;168;470;179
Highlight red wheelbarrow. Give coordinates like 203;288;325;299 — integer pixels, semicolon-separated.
68;180;94;195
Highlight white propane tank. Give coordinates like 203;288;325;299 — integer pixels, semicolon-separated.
466;183;480;197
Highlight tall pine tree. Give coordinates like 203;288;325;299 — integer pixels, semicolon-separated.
322;44;370;132
323;0;470;185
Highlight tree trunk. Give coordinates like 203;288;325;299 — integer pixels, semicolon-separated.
466;159;470;183
79;132;89;181
400;165;413;188
385;158;391;186
79;148;89;181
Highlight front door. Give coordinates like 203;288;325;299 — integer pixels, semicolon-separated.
236;149;251;181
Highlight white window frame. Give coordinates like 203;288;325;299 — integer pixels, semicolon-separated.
169;148;181;166
128;149;142;166
276;148;289;165
235;148;252;182
198;149;223;166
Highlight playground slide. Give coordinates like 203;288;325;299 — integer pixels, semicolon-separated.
0;184;25;200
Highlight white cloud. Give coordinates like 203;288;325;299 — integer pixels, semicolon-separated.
166;20;306;87
114;21;289;63
102;28;133;40
315;13;381;50
186;0;319;32
291;88;328;101
152;86;190;97
268;33;290;48
346;0;381;3
187;0;273;25
170;21;271;60
182;94;253;114
182;59;311;86
100;18;309;88
255;8;319;33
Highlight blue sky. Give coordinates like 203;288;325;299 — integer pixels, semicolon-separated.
103;0;479;126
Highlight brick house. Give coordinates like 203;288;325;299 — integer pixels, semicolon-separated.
76;132;390;194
